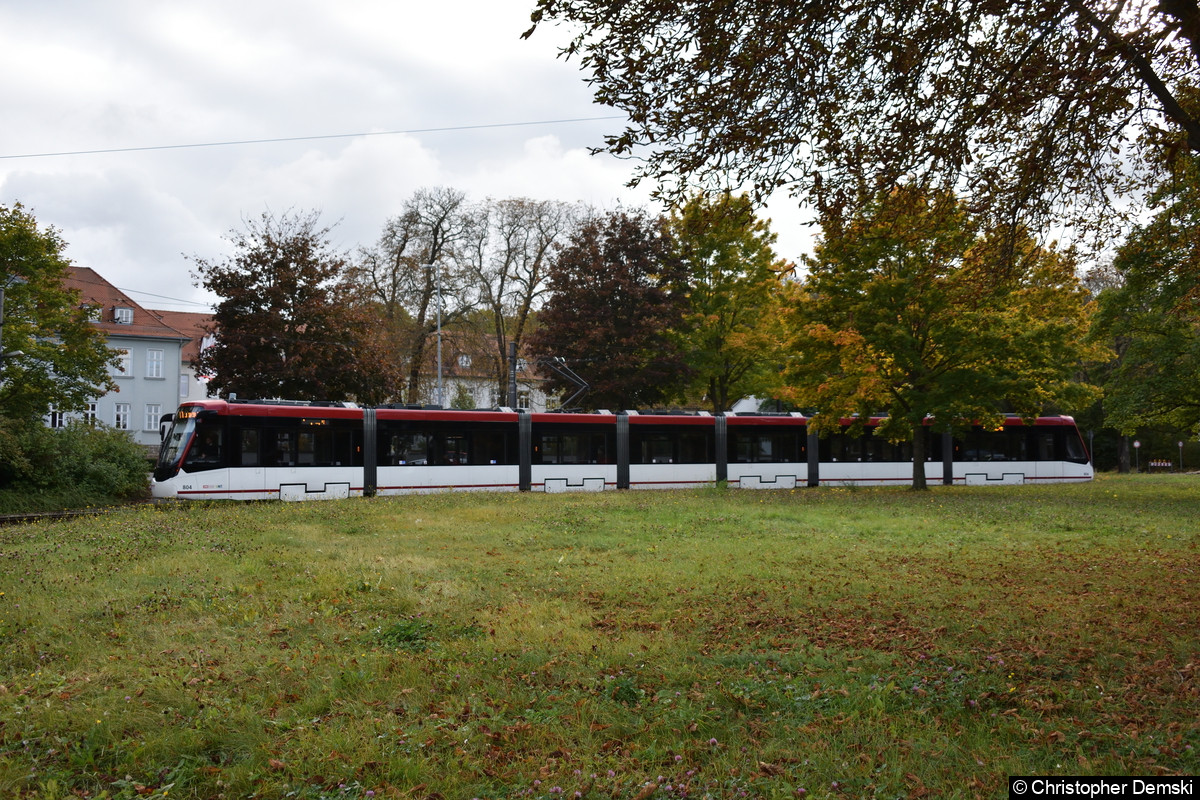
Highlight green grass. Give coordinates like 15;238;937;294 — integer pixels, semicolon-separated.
0;475;1196;799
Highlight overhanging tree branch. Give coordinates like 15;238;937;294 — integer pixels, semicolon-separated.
1070;0;1200;153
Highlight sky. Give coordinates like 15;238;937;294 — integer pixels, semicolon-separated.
0;0;812;314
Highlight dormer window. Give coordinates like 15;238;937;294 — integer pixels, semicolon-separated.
457;353;471;369
113;306;133;325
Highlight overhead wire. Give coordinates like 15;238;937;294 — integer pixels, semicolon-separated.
0;116;626;161
4;115;629;311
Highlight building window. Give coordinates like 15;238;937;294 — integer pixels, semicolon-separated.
114;403;131;430
457;353;472;369
180;374;190;399
84;402;97;425
144;403;162;432
47;406;67;428
146;349;164;378
113;307;133;324
518;389;531;410
115;350;131;375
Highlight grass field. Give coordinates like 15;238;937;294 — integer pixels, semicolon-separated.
0;475;1196;799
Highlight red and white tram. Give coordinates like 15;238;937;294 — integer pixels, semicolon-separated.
151;399;1093;501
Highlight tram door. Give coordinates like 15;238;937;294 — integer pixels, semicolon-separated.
232;426;266;496
1033;430;1062;481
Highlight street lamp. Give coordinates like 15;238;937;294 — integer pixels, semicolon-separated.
422;263;443;408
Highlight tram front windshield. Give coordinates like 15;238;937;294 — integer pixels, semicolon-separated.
157;410;198;470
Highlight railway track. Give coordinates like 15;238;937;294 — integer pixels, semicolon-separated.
0;501;153;526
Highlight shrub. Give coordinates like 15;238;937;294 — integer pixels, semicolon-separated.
0;416;149;511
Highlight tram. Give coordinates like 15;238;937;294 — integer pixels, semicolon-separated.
150;399;1093;501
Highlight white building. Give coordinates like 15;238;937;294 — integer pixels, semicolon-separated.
149;309;214;404
60;267;191;451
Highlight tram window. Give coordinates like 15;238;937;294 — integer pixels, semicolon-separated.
1035;433;1055;461
473;431;508;465
962;429;1003;461
439;435;469;465
1005;429;1030;461
334;430;355;466
183;427;223;470
822;431;869;462
679;432;712;463
589;433;612;463
534;435;559;464
1064;431;1088;463
922;430;940;461
631;426;714;465
826;428;924;462
732;432;799;463
264;430;295;467
733;436;759;463
298;432;317;465
640;434;674;464
237;429;259;466
533;429;612;464
735;435;767;463
536;433;590;464
560;435;583;463
309;428;352;466
385;433;429;466
861;429;904;462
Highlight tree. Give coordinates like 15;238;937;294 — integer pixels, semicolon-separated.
1091;153;1200;435
528;209;691;410
667;192;791;412
352;188;473;403
458;197;578;406
782;186;1101;489
0;203;116;421
526;1;1200;235
193;210;402;404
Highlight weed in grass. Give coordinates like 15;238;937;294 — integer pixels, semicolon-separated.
374;618;435;652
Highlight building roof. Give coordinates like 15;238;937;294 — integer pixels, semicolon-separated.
65;266;189;341
149;310;213;363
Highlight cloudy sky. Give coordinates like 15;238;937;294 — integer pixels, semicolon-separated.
1;0;813;314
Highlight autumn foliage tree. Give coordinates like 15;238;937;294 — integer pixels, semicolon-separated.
526;0;1200;236
194;211;402;404
528;209;690;410
668;192;791;412
783;187;1101;489
1091;153;1200;435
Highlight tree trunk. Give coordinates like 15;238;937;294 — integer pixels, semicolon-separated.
910;427;929;490
405;334;428;403
1117;435;1130;474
